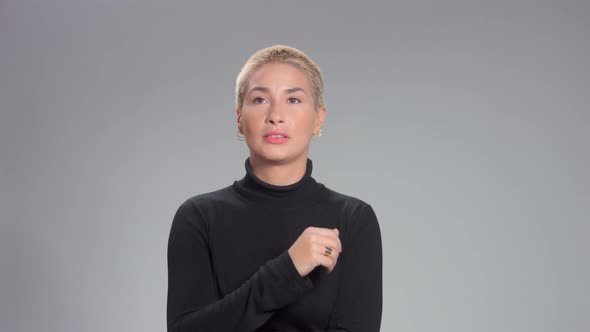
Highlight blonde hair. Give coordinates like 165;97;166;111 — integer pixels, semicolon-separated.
235;44;325;111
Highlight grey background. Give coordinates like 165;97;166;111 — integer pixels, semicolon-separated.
1;1;588;331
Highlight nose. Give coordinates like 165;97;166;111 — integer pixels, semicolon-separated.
266;103;285;124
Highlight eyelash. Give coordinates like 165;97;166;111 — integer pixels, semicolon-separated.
253;97;301;104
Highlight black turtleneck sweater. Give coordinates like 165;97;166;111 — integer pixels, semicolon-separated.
166;157;382;332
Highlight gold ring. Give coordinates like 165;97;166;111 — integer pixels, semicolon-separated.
324;246;333;256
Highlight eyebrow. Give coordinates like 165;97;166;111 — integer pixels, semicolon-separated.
247;86;307;95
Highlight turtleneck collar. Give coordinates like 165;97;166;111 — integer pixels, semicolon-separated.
232;157;326;208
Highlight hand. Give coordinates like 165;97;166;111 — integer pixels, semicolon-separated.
288;227;342;277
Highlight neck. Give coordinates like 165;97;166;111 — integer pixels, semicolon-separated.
248;154;308;186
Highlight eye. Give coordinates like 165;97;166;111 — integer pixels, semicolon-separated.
288;97;301;103
252;97;265;104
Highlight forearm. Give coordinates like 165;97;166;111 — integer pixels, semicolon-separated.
168;250;313;332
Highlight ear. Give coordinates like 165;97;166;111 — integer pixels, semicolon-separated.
236;107;243;133
314;106;326;134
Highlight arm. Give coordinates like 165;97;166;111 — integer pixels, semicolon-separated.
326;203;383;331
166;199;314;332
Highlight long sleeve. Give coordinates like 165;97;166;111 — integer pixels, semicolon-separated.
166;199;314;332
327;203;383;332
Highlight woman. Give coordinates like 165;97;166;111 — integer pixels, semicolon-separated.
166;45;383;332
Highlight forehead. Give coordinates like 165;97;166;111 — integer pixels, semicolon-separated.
247;62;310;89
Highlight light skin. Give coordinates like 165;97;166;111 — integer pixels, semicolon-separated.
236;61;342;276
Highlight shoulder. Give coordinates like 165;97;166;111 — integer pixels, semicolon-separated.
322;184;374;217
320;184;381;245
183;184;236;211
170;184;235;231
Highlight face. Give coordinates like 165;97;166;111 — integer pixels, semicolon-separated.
237;62;326;165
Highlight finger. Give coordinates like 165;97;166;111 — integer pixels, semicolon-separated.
326;234;343;253
311;235;340;254
313;242;340;265
306;226;340;237
308;230;341;248
315;249;336;271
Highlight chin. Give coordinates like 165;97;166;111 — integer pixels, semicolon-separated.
254;149;293;163
261;154;290;163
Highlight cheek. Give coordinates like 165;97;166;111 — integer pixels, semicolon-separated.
301;115;317;132
240;114;262;132
292;120;316;138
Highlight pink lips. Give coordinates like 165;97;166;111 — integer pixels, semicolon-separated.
263;131;289;144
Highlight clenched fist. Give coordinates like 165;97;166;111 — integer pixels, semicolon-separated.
288;227;343;277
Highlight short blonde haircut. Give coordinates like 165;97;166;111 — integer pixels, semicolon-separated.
235;44;325;111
